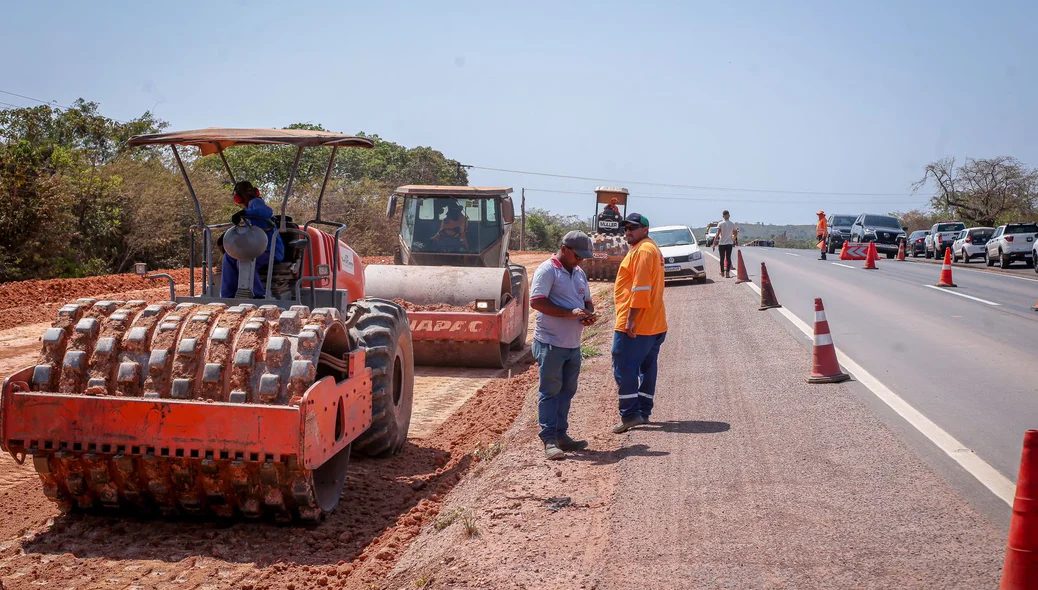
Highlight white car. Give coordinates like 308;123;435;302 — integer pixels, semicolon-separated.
649;225;707;283
951;227;994;263
985;223;1038;268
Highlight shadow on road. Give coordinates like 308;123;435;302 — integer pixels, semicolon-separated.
565;443;669;465
638;420;731;434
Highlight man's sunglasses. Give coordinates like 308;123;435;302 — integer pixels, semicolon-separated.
623;225;644;232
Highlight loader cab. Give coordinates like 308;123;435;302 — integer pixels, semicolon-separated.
389;186;515;268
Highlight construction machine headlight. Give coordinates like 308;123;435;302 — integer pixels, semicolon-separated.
691;251;703;261
474;299;496;312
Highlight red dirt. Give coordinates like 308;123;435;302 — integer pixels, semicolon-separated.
0;253;558;590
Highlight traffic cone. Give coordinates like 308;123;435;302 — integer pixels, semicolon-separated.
839;242;851;260
896;241;906;261
936;248;957;288
735;250;750;283
1000;430;1038;589
807;298;850;384
863;241;878;270
758;262;782;310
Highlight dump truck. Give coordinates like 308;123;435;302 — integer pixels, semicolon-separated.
364;186;528;369
0;128;415;522
582;186;631;280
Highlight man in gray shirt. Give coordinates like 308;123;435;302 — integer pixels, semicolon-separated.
530;231;598;460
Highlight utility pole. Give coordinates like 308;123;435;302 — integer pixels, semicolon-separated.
520;188;526;251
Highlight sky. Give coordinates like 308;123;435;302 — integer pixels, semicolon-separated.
3;0;1037;227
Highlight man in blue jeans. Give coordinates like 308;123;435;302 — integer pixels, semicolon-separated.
220;181;285;298
530;231;597;460
612;213;668;433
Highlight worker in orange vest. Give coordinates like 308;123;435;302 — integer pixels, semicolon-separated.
816;210;828;260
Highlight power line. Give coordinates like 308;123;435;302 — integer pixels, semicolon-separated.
470;164;919;198
523;188;927;206
0;89;73;111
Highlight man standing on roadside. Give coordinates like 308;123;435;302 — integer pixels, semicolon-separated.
712;210;736;278
530;231;598;460
612;213;668;434
816;210;828;260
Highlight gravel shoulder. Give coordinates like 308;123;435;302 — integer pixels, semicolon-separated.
380;275;1005;589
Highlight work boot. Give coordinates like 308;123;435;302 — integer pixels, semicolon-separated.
557;434;588;452
544;440;566;460
611;415;647;434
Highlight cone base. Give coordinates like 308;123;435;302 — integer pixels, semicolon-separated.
863;267;878;270
808;372;850;384
758;304;782;310
1032;306;1038;311
935;282;957;288
736;279;749;284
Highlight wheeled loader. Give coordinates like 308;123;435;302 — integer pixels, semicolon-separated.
582;186;631;280
363;186;528;369
0;128;415;522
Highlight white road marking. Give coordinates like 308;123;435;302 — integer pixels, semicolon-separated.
741;278;1014;505
923;285;1000;306
903;259;1038;283
831;263;855;269
784;252;801;257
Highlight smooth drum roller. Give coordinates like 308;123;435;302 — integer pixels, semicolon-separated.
365;266;513;368
364;266;510;308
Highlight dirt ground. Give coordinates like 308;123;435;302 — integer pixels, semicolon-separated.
0;251;563;590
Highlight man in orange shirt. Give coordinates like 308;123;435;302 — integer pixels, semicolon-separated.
611;212;668;434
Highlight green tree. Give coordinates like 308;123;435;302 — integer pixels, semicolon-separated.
912;156;1038;226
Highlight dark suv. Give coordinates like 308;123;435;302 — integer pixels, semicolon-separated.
849;214;907;258
825;214;857;254
906;230;930;257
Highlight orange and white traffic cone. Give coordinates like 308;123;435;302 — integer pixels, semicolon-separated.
807;298;849;384
735;250;750;283
839;242;851;260
936;248;957;287
1001;430;1038;589
896;241;906;261
863;241;878;270
758;262;782;310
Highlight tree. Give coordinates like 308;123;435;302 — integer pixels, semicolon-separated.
889;209;941;233
512;208;591;251
912;157;1038;227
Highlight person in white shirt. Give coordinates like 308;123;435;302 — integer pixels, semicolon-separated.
711;210;737;278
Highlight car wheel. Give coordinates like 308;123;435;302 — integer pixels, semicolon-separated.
886;252;894;259
986;252;994;266
962;249;969;264
952;250;959;262
1000;251;1010;269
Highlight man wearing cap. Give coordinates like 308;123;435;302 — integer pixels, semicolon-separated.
611;213;668;434
816;210;828;260
529;231;598;460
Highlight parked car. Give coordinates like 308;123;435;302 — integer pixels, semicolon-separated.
906;230;929;257
649;225;707;283
925;221;966;259
951;227;993;263
825;214;857;254
849;214;907;258
702;225;719;247
1033;239;1038;274
986;223;1038;268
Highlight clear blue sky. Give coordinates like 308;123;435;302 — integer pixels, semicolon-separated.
3;0;1036;227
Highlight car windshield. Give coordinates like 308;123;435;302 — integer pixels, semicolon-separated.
864;215;901;228
971;229;993;238
937;223;965;232
1006;223;1038;234
910;231;928;239
650;228;695;247
832;216;856;226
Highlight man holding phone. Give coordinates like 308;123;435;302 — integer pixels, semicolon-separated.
529;231;598;460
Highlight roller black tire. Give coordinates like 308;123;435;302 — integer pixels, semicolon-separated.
508;264;529;351
349;298;415;457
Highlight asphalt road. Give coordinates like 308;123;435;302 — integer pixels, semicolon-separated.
718;246;1037;489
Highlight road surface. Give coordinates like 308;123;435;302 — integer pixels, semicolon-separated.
721;246;1036;504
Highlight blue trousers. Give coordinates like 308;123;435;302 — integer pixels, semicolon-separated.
612;331;667;419
220;251;272;298
533;339;582;443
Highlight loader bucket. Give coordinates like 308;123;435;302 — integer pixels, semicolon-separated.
0;298;375;522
